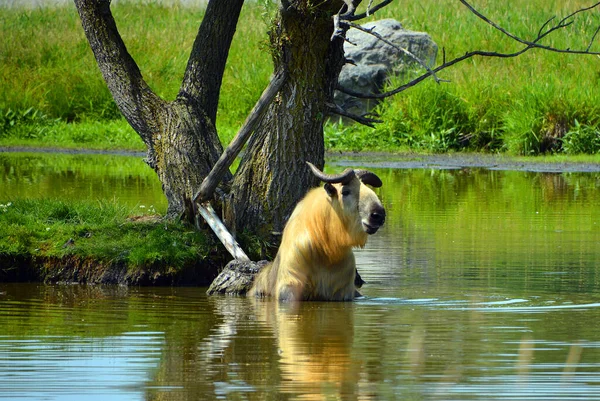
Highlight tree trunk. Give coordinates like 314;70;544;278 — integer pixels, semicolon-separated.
74;0;243;219
77;0;350;249
147;100;224;219
229;1;347;242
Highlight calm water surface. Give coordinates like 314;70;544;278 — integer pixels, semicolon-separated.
1;152;600;400
0;152;167;212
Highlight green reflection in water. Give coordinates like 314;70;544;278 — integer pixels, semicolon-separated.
0;152;167;213
357;168;600;297
1;285;600;400
1;156;600;400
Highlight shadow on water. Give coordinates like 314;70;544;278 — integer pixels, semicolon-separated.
1;153;600;399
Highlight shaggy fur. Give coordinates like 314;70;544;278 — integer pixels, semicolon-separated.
248;175;384;301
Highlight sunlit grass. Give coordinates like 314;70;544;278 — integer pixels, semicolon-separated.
0;198;214;268
328;0;600;154
0;117;144;150
1;0;599;154
0;1;272;142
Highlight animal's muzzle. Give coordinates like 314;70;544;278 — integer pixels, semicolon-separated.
364;205;386;234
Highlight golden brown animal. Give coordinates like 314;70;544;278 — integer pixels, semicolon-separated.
248;162;385;301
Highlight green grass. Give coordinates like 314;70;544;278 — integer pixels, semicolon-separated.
327;0;600;155
1;0;599;154
0;198;216;270
0;113;144;150
0;1;272;148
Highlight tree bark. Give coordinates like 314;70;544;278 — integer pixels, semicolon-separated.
74;0;242;219
229;1;347;242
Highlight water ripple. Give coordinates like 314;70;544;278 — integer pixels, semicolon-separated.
359;296;600;313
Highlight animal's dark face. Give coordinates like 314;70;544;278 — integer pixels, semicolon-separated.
356;182;386;234
307;162;385;236
327;179;386;235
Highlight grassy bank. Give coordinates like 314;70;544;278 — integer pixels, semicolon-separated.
1;1;599;154
0;199;233;284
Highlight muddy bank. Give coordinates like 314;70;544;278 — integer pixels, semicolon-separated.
329;153;600;173
3;147;599;172
0;249;229;286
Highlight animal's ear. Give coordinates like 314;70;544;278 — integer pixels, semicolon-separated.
356;170;383;188
324;183;337;197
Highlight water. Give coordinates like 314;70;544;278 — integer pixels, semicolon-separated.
0;152;167;212
1;152;600;400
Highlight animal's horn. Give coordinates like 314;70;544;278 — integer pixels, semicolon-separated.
356;170;383;188
306;162;355;184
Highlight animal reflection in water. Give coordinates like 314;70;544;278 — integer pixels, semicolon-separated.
254;300;360;399
249;162;385;301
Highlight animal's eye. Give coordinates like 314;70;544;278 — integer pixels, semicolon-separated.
341;188;351;197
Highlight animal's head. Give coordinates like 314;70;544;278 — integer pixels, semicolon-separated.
307;162;386;235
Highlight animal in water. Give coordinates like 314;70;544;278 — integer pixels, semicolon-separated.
248;161;385;301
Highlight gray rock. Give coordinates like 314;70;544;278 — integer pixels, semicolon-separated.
206;260;366;297
335;19;438;118
206;259;268;296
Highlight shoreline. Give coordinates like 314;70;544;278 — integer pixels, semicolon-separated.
2;148;598;286
2;146;600;173
329;152;600;173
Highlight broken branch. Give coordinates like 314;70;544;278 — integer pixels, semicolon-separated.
326;102;382;127
193;69;287;204
196;202;250;263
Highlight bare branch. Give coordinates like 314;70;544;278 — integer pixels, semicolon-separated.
339;1;600;100
196;202;250;262
193;69;287;204
347;0;394;21
459;0;600;55
587;25;600;52
558;2;600;24
332;0;394;40
537;16;556;40
338;47;531;100
365;0;375;16
326;102;383;127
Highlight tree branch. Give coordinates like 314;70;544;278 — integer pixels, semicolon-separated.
346;0;394;21
338;1;600;100
326;102;383;127
338;47;532;100
459;0;600;55
193;69;288;204
196;203;250;262
587;25;600;52
179;0;245;124
344;21;447;84
74;0;164;144
332;0;394;40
